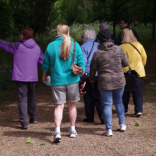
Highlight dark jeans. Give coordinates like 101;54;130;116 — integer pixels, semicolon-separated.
122;86;143;114
16;81;38;127
83;77;103;121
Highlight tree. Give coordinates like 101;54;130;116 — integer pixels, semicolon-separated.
0;0;15;38
88;0;135;36
153;0;156;39
53;0;88;25
9;0;56;33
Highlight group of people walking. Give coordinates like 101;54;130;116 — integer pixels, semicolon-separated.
0;18;147;143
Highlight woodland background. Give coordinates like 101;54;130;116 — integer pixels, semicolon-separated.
0;0;156;90
0;0;156;37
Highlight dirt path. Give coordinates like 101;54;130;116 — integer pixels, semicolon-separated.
0;44;156;156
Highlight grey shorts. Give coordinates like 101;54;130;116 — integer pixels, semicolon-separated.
51;82;80;104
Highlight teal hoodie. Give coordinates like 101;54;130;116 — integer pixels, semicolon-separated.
42;37;85;85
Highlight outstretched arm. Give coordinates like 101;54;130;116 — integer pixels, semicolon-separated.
0;39;21;54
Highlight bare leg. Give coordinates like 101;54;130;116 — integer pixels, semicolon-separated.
54;104;64;127
67;102;77;126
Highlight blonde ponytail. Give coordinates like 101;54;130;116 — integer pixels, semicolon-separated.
56;24;71;60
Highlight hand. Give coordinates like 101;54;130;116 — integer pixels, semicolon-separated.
42;75;47;83
81;82;86;90
42;72;47;83
76;65;82;73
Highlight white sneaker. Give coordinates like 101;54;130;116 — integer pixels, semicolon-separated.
125;111;129;115
136;112;142;117
120;124;126;131
54;132;61;143
69;129;77;138
103;129;113;136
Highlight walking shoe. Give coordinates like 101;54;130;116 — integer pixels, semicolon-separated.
83;118;94;123
120;124;126;131
69;130;77;138
136;112;142;117
133;112;142;117
125;111;129;115
20;126;28;130
29;118;38;124
53;132;61;143
103;129;113;136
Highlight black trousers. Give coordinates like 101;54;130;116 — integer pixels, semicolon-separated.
123;86;143;114
16;81;38;127
83;77;103;121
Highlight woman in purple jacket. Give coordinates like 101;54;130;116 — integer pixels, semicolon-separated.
0;28;44;129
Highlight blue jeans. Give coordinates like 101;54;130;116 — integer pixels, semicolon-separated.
99;87;125;130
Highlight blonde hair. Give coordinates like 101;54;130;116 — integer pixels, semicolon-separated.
122;28;138;43
56;24;71;60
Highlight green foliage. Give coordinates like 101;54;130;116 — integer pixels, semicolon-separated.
135;122;141;126
9;0;55;33
0;35;19;90
0;0;155;38
52;0;87;26
0;22;155;92
0;1;16;38
26;137;35;144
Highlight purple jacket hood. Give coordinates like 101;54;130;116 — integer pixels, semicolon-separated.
21;39;36;49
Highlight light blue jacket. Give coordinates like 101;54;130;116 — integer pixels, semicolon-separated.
42;37;85;85
81;39;98;76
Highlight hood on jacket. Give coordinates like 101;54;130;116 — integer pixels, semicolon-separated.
98;41;114;51
21;38;36;49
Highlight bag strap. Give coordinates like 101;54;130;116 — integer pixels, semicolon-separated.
72;41;76;64
128;43;141;73
129;43;141;55
87;41;95;60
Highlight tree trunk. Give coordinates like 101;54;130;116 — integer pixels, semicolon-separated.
113;0;117;36
113;15;117;36
153;0;156;39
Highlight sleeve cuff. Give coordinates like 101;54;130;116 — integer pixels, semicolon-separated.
42;67;49;72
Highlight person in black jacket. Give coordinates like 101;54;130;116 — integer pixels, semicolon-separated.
118;18;139;45
98;22;118;45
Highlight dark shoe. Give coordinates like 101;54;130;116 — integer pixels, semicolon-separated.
20;126;28;129
100;118;105;124
83;118;94;123
29;118;38;124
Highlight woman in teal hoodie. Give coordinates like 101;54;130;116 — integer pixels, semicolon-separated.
42;24;85;143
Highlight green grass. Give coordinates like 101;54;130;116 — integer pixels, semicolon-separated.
26;137;35;144
135;122;141;126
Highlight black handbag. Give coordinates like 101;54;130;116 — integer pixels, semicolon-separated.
124;66;143;91
124;43;143;91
